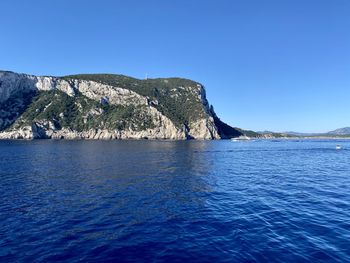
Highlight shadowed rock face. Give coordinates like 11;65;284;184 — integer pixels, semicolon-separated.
0;71;241;140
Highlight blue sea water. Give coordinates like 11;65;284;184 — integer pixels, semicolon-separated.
0;139;350;262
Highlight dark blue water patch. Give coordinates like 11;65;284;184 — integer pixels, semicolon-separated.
0;139;350;262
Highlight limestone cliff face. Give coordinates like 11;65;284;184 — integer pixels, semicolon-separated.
0;71;228;140
0;71;145;105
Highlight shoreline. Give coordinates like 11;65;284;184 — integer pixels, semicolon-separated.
1;136;350;141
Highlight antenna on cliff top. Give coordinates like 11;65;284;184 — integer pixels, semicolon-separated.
145;73;148;80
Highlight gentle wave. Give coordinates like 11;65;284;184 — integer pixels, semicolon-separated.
0;139;349;262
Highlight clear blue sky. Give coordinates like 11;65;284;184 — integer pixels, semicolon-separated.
1;0;349;132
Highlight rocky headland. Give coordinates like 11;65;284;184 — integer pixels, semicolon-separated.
0;70;244;140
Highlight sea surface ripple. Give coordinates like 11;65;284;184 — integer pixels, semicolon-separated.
0;139;349;262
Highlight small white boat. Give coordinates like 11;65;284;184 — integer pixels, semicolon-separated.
336;145;342;150
231;135;251;141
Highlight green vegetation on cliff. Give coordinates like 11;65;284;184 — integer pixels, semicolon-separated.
11;90;154;132
0;90;37;130
63;74;208;128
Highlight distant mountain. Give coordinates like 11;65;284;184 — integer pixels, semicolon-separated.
277;128;350;137
283;131;322;137
256;131;292;138
327;127;350;136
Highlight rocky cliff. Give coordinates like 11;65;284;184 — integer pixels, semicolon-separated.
0;70;242;140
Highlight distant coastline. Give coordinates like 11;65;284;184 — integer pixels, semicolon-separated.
1;71;348;141
256;128;350;140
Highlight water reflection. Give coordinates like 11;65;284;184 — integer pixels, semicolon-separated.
13;141;217;227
